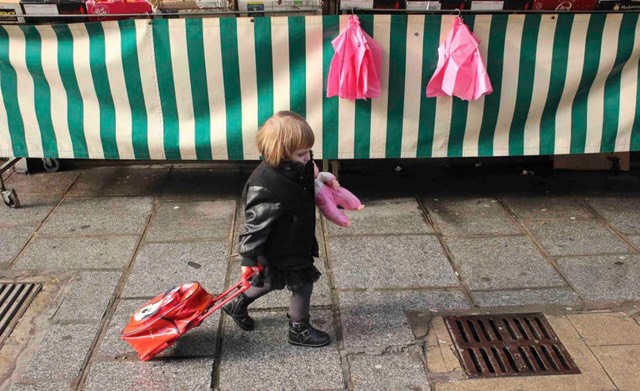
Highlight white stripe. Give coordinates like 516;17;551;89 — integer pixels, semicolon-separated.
523;15;556;155
0;80;11;157
168;20;197;160
585;15;622;153
70;24;102;159
615;16;640;151
370;14;391;158
400;15;425;158
492;14;524;156
305;15;324;158
337;15;356;158
203;18;228;160
38;26;73;158
8;28;43;157
237;18;259;160
135;19;164;160
431;16;454;158
555;14;589;154
272;17;291;112
103;23;134;159
462;15;491;157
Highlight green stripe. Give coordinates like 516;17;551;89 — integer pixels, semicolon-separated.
570;14;605;154
632;54;640;151
601;13;638;153
417;14;441;158
220;18;243;160
322;16;339;159
152;20;180;160
85;23;118;159
539;13;573;156
477;14;508;157
288;16;306;118
185;18;211;160
118;20;149;160
385;15;407;158
509;14;541;156
22;26;58;158
0;27;27;156
354;14;374;159
255;18;273;128
448;16;475;158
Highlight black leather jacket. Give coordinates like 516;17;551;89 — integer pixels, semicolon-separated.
238;160;319;269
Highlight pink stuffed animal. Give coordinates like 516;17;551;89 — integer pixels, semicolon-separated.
313;163;364;227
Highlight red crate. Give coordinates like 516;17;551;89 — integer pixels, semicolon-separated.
86;0;151;20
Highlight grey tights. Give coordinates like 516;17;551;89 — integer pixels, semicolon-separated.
244;282;313;322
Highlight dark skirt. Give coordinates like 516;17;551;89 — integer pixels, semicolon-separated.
252;264;321;291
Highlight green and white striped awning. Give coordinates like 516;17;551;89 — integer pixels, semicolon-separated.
0;13;639;160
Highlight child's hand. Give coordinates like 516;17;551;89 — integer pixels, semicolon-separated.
317;171;340;190
241;266;260;276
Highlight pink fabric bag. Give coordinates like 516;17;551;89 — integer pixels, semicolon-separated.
426;17;493;101
327;15;382;100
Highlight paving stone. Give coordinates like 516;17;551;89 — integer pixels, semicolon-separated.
54;271;122;321
629;235;640;249
0;225;33;266
22;323;100;381
328;235;458;289
326;197;433;236
556;255;640;301
472;288;580;307
39;196;154;236
501;195;594;219
349;353;429;391
5;170;80;195
145;200;235;242
162;168;250;201
590;345;640;391
339;290;470;349
584;195;640;234
445;236;565;290
218;310;342;391
12;236;138;270
567;312;640;345
68;166;170;196
422;197;521;236
99;299;219;358
121;242;228;297
525;219;632;256
10;382;72;391
83;358;214;391
0;194;59;227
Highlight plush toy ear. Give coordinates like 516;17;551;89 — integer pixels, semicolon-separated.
330;186;363;211
315;184;352;227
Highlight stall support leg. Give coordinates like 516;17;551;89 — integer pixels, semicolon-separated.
321;160;341;180
1;158;21;208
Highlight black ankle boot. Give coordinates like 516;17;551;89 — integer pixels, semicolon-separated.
223;294;255;331
288;319;330;347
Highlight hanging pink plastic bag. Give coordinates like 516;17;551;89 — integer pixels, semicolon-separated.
426;17;492;101
327;15;382;100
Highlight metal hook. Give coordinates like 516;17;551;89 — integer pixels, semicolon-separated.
454;8;461;17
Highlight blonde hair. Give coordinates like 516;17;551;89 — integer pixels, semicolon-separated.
256;111;315;166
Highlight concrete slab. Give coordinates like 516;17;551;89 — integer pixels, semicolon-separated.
445;236;565;290
567;312;640;345
0;194;59;227
583;195;640;234
218;310;343;391
13;235;138;270
10;382;72;391
83;358;214;391
501;195;594;220
54;271;121;321
422;197;521;236
145;200;235;242
121;242;229;297
524;219;632;256
348;352;429;390
161;168;250;201
339;290;469;349
326;198;433;236
21;323;101;381
629;235;640;249
472;288;580;307
39;197;154;236
328;235;458;289
0;225;33;266
556;255;640;301
5;171;80;195
98;299;219;358
67;166;170;196
590;345;640;391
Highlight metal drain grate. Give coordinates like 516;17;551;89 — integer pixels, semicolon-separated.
0;283;42;345
444;313;580;378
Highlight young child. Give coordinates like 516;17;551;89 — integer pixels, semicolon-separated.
223;111;330;348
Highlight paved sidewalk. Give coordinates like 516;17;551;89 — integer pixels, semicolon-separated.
0;159;639;390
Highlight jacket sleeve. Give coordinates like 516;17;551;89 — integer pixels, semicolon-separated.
238;185;283;267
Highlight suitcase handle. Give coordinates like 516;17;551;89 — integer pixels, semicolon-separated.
197;265;263;322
